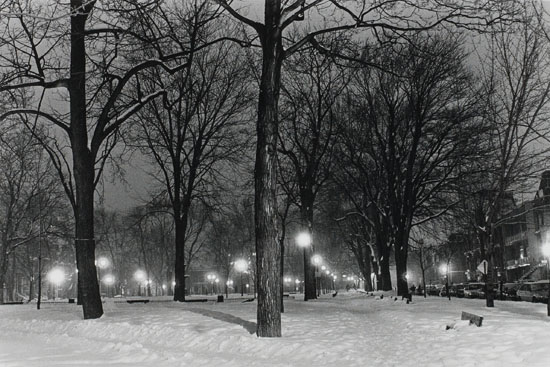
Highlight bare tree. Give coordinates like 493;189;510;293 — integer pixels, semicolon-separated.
129;4;252;302
340;33;486;296
214;0;519;336
278;41;349;300
0;124;64;303
0;0;234;318
470;2;550;306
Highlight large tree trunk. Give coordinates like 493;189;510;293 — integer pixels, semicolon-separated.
375;225;392;291
394;221;412;296
361;246;373;292
72;158;102;318
174;215;187;302
300;190;316;301
255;22;283;337
280;237;284;313
0;246;7;304
70;1;102;319
394;240;409;296
72;169;102;318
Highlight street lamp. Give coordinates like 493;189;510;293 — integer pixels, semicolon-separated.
439;264;450;300
311;254;323;296
134;270;146;296
102;274;115;297
234;259;248;296
283;277;292;292
206;273;217;295
96;257;110;296
542;242;550;316
47;268;65;300
296;231;313;300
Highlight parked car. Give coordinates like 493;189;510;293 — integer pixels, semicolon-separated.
463;283;485;298
517;280;550;303
439;284;462;297
454;283;465;298
426;284;443;296
501;282;521;301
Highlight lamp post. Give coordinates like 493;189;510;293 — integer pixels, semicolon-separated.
440;264;450;300
234;259;248;296
542;242;550;316
206;273;216;295
134;270;146;296
296;232;313;300
321;266;326;294
96;257;110;296
103;274;115;297
311;254;323;297
226;280;233;298
47;268;65;300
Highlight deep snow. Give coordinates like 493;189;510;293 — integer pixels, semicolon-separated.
0;291;549;366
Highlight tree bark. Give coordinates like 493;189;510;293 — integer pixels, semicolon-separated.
375;221;392;291
280;237;285;313
394;239;409;296
174;215;187;301
255;19;283;337
300;189;316;301
361;246;373;292
70;0;102;319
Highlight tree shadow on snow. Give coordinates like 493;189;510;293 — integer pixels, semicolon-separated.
187;308;257;334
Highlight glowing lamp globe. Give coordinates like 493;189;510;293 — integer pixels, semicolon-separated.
47;268;65;285
234;259;248;273
96;257;110;269
134;270;146;282
103;274;115;285
311;254;323;266
296;232;312;247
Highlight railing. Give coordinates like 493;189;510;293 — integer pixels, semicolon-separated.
505;257;530;269
504;231;527;246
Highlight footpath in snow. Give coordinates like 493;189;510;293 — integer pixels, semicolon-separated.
0;291;549;367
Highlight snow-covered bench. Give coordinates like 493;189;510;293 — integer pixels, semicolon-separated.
461;311;483;327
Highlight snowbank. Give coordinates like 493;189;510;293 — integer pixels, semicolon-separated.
1;291;549;366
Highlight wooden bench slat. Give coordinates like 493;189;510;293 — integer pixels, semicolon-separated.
461;311;483;327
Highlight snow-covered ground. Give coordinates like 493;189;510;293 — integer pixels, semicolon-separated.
0;291;549;366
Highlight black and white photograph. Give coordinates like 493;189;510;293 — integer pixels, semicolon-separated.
0;1;549;366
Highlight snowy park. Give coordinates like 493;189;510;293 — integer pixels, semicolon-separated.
3;1;550;366
1;291;549;367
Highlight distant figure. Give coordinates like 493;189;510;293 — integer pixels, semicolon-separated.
346;284;351;291
417;285;423;295
410;284;416;294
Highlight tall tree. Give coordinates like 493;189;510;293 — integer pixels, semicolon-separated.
216;0;520;336
278;42;348;300
0;125;63;303
341;33;486;296
471;2;550;305
130;3;252;302
0;0;228;318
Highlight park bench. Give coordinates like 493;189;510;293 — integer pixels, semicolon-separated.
126;299;150;304
184;298;208;303
461;311;483;327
